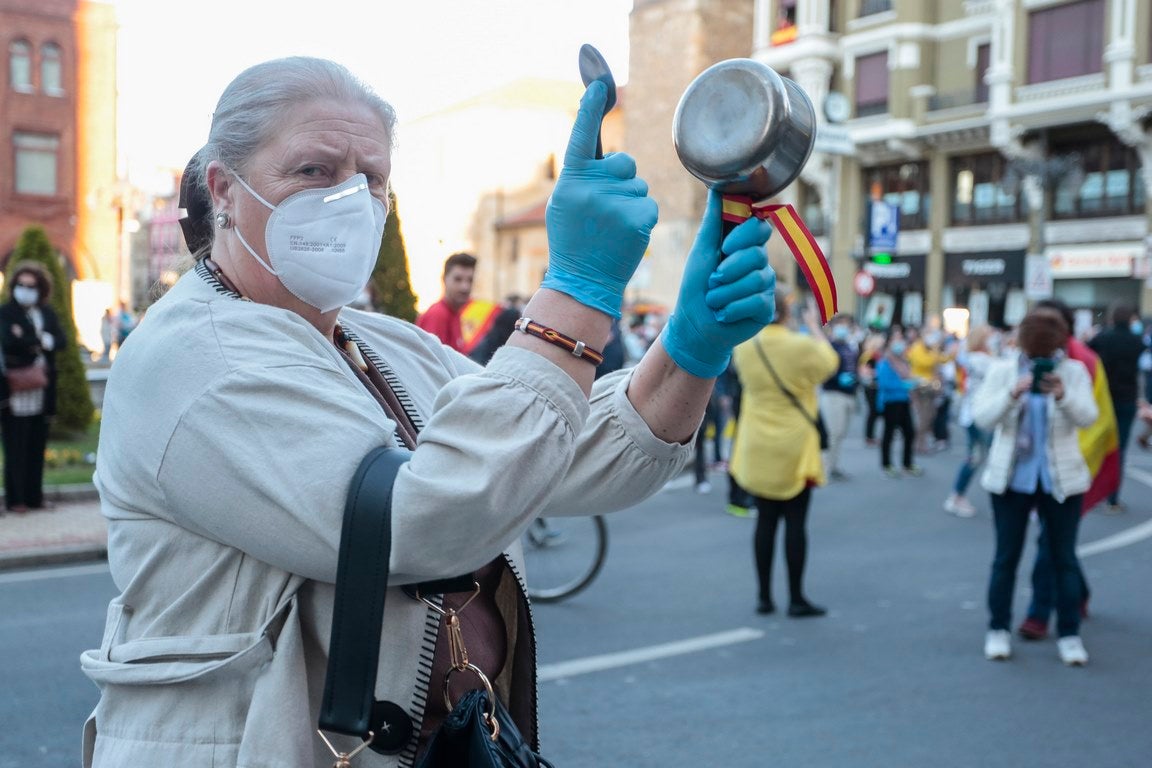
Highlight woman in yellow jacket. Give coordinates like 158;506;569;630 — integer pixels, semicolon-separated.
731;292;839;617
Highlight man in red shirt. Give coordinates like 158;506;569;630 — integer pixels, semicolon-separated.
416;252;476;352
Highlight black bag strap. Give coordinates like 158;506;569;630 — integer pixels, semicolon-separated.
752;337;821;431
320;446;410;740
319;447;477;757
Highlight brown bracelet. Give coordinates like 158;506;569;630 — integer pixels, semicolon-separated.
514;317;605;366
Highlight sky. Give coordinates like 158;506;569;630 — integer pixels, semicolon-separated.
109;0;633;193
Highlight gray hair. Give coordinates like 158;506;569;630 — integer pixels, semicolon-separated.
192;56;397;219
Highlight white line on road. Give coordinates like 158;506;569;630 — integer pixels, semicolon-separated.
538;627;765;682
1078;518;1152;558
0;562;109;585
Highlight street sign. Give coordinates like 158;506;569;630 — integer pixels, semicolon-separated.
1024;253;1052;299
869;201;899;251
813;124;855;156
853;270;875;297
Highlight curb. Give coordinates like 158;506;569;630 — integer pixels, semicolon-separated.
0;543;107;571
43;483;101;502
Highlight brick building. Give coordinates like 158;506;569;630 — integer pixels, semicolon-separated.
1;0;118;348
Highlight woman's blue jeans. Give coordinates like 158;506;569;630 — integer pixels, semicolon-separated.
952;424;991;495
988;489;1084;638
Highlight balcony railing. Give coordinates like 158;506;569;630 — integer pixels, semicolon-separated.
927;89;986;112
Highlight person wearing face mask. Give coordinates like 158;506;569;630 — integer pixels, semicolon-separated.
943;325;996;517
0;262;65;515
907;326;953;454
820;313;859;480
973;308;1097;666
875;334;921;477
80;57;780;766
1086;303;1148;512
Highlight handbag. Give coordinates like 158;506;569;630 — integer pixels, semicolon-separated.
317;447;554;767
6;362;47;392
753;337;829;450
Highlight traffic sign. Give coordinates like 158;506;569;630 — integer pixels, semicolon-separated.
869;201;899;251
853;270;875;297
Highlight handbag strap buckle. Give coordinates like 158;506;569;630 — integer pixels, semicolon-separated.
317;729;374;767
443;663;501;742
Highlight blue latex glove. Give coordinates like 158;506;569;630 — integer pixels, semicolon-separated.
542;81;658;317
662;190;776;378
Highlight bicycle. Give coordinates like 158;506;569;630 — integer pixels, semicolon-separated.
520;515;608;603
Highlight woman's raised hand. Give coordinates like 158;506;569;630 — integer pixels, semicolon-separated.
662;190;776;378
541;81;659;318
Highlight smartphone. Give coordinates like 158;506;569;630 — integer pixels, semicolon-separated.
1030;358;1056;394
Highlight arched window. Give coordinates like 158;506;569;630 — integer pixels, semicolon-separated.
9;39;32;91
41;42;63;95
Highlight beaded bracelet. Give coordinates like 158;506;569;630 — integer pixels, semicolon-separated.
514;317;605;366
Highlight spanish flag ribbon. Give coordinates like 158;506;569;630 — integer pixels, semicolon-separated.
721;194;838;325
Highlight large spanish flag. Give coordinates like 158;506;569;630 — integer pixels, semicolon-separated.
721;195;838;324
1067;338;1120;511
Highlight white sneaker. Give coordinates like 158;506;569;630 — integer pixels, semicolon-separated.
695;481;713;494
1057;636;1088;666
984;630;1012;661
944;494;977;518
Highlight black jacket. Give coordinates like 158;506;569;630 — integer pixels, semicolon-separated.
0;300;65;416
1087;325;1146;405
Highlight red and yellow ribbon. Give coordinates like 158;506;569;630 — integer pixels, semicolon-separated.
722;195;838;325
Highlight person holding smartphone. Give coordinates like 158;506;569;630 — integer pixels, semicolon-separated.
972;307;1097;666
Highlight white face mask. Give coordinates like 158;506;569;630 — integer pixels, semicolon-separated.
229;172;387;313
13;286;38;307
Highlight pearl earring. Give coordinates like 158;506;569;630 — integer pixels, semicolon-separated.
215;212;231;229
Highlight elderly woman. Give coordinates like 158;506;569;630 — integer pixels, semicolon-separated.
80;57;777;766
1;261;65;514
973;307;1097;666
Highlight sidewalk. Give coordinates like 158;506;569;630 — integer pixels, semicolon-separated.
0;484;105;570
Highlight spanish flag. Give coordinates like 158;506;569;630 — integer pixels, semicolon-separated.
1067;337;1120;512
458;299;501;357
722;195;838;324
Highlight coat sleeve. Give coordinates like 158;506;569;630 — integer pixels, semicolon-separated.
1056;359;1098;428
972;360;1020;431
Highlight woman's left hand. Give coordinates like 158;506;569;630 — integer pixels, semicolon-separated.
1039;372;1065;401
661;190;775;378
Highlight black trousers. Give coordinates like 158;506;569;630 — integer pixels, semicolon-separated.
881;401;914;469
753;488;813;606
863;385;881;440
2;411;48;509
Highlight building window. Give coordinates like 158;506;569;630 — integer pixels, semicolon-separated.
1051;136;1144;219
864;162;929;230
9;39;32;92
974;43;990;103
1027;0;1104;84
950;153;1023;225
855;51;888;117
859;0;892;16
13;132;59;196
41;43;63;95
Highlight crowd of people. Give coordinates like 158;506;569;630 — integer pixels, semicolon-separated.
662;293;1151;667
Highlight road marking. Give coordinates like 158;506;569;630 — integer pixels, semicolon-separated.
1073;467;1152;558
1078;518;1152;558
538;627;764;682
0;562;109;585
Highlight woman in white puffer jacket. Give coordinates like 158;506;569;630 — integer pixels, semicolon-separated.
972;307;1097;667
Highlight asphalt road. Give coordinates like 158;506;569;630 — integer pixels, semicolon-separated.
1;431;1150;767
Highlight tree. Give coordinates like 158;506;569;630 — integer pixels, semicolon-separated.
370;189;418;322
5;226;95;435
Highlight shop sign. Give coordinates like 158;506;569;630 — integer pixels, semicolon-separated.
862;253;925;286
1046;244;1140;278
944;251;1026;285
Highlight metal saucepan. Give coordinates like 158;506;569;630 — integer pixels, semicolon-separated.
672;58;816;202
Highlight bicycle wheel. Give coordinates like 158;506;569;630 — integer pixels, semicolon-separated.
520;515;608;603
